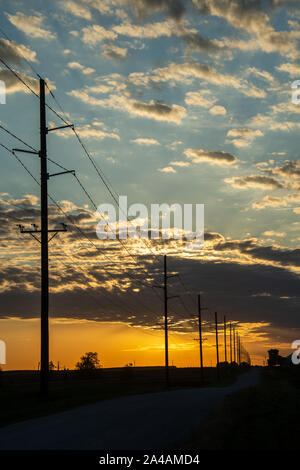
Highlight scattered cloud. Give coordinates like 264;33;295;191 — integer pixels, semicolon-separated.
6;12;56;40
209;105;227;115
226;175;283;190
184;148;237;165
0;69;39;95
131;138;160;146
184;89;216;108
68;61;95;74
276;62;300;77
81;25;118;45
102;44;128;60
69;89;187;124
169;161;190;167
158;166;177;173
60;0;92;20
0;38;37;65
226;128;263;148
51;123;120;141
263;231;286;237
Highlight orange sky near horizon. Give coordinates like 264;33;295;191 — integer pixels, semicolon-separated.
0;317;288;370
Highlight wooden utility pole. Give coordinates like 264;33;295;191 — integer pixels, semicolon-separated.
229;322;232;363
153;255;179;389
238;333;241;365
164;254;169;388
233;326;236;363
224;315;227;363
215;312;220;379
15;78;73;396
197;294;204;382
40;78;49;396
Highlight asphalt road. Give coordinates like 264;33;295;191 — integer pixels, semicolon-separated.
0;368;261;450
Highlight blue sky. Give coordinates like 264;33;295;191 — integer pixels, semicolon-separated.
1;0;300;365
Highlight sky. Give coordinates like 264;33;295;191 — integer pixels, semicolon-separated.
1;0;300;369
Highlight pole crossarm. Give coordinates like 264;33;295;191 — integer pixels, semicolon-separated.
47;124;74;133
12;148;39;155
18;223;67;244
48;170;75;179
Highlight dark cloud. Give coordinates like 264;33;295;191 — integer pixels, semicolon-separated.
182;31;223;54
0;69;39;95
214;238;300;267
185;148;237;165
0;195;299;340
0;253;299;335
225;175;283;189
127;0;185;19
131;99;186;123
0;38;37;65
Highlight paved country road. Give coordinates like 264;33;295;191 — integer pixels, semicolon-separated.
0;369;261;450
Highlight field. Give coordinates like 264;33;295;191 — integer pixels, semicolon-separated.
179;366;300;450
0;365;243;428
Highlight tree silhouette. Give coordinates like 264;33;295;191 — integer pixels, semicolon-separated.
76;352;100;371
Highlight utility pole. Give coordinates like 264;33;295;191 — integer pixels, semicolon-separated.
197;294;204;382
224;315;227;363
40;78;49;396
164;254;169;387
233;326;236;363
229;322;232;363
15;78;74;396
238;334;241;365
215;312;220;379
154;255;178;389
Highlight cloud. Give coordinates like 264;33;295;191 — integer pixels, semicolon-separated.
131;138;160;145
263;231;286;237
152;62;243;88
184;89;216;108
1;191;300;346
276;62;300;77
137;62;264;98
158;166;177;173
169;161;190;167
249;113;300;133
209;105;227;115
68;61;95;74
192;0;300;59
184;148;237;165
128;98;186;123
226;175;283;190
226;128;263;148
0;38;37;65
252;191;300;210
125;0;185;20
246;66;275;83
102;44;128;60
0;69;39;95
112;19;178;38
51;123;120;141
181;30;224;55
68;89;187;124
60;0;92;20
6;12;56;40
269;161;300;180
81;25;118;45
